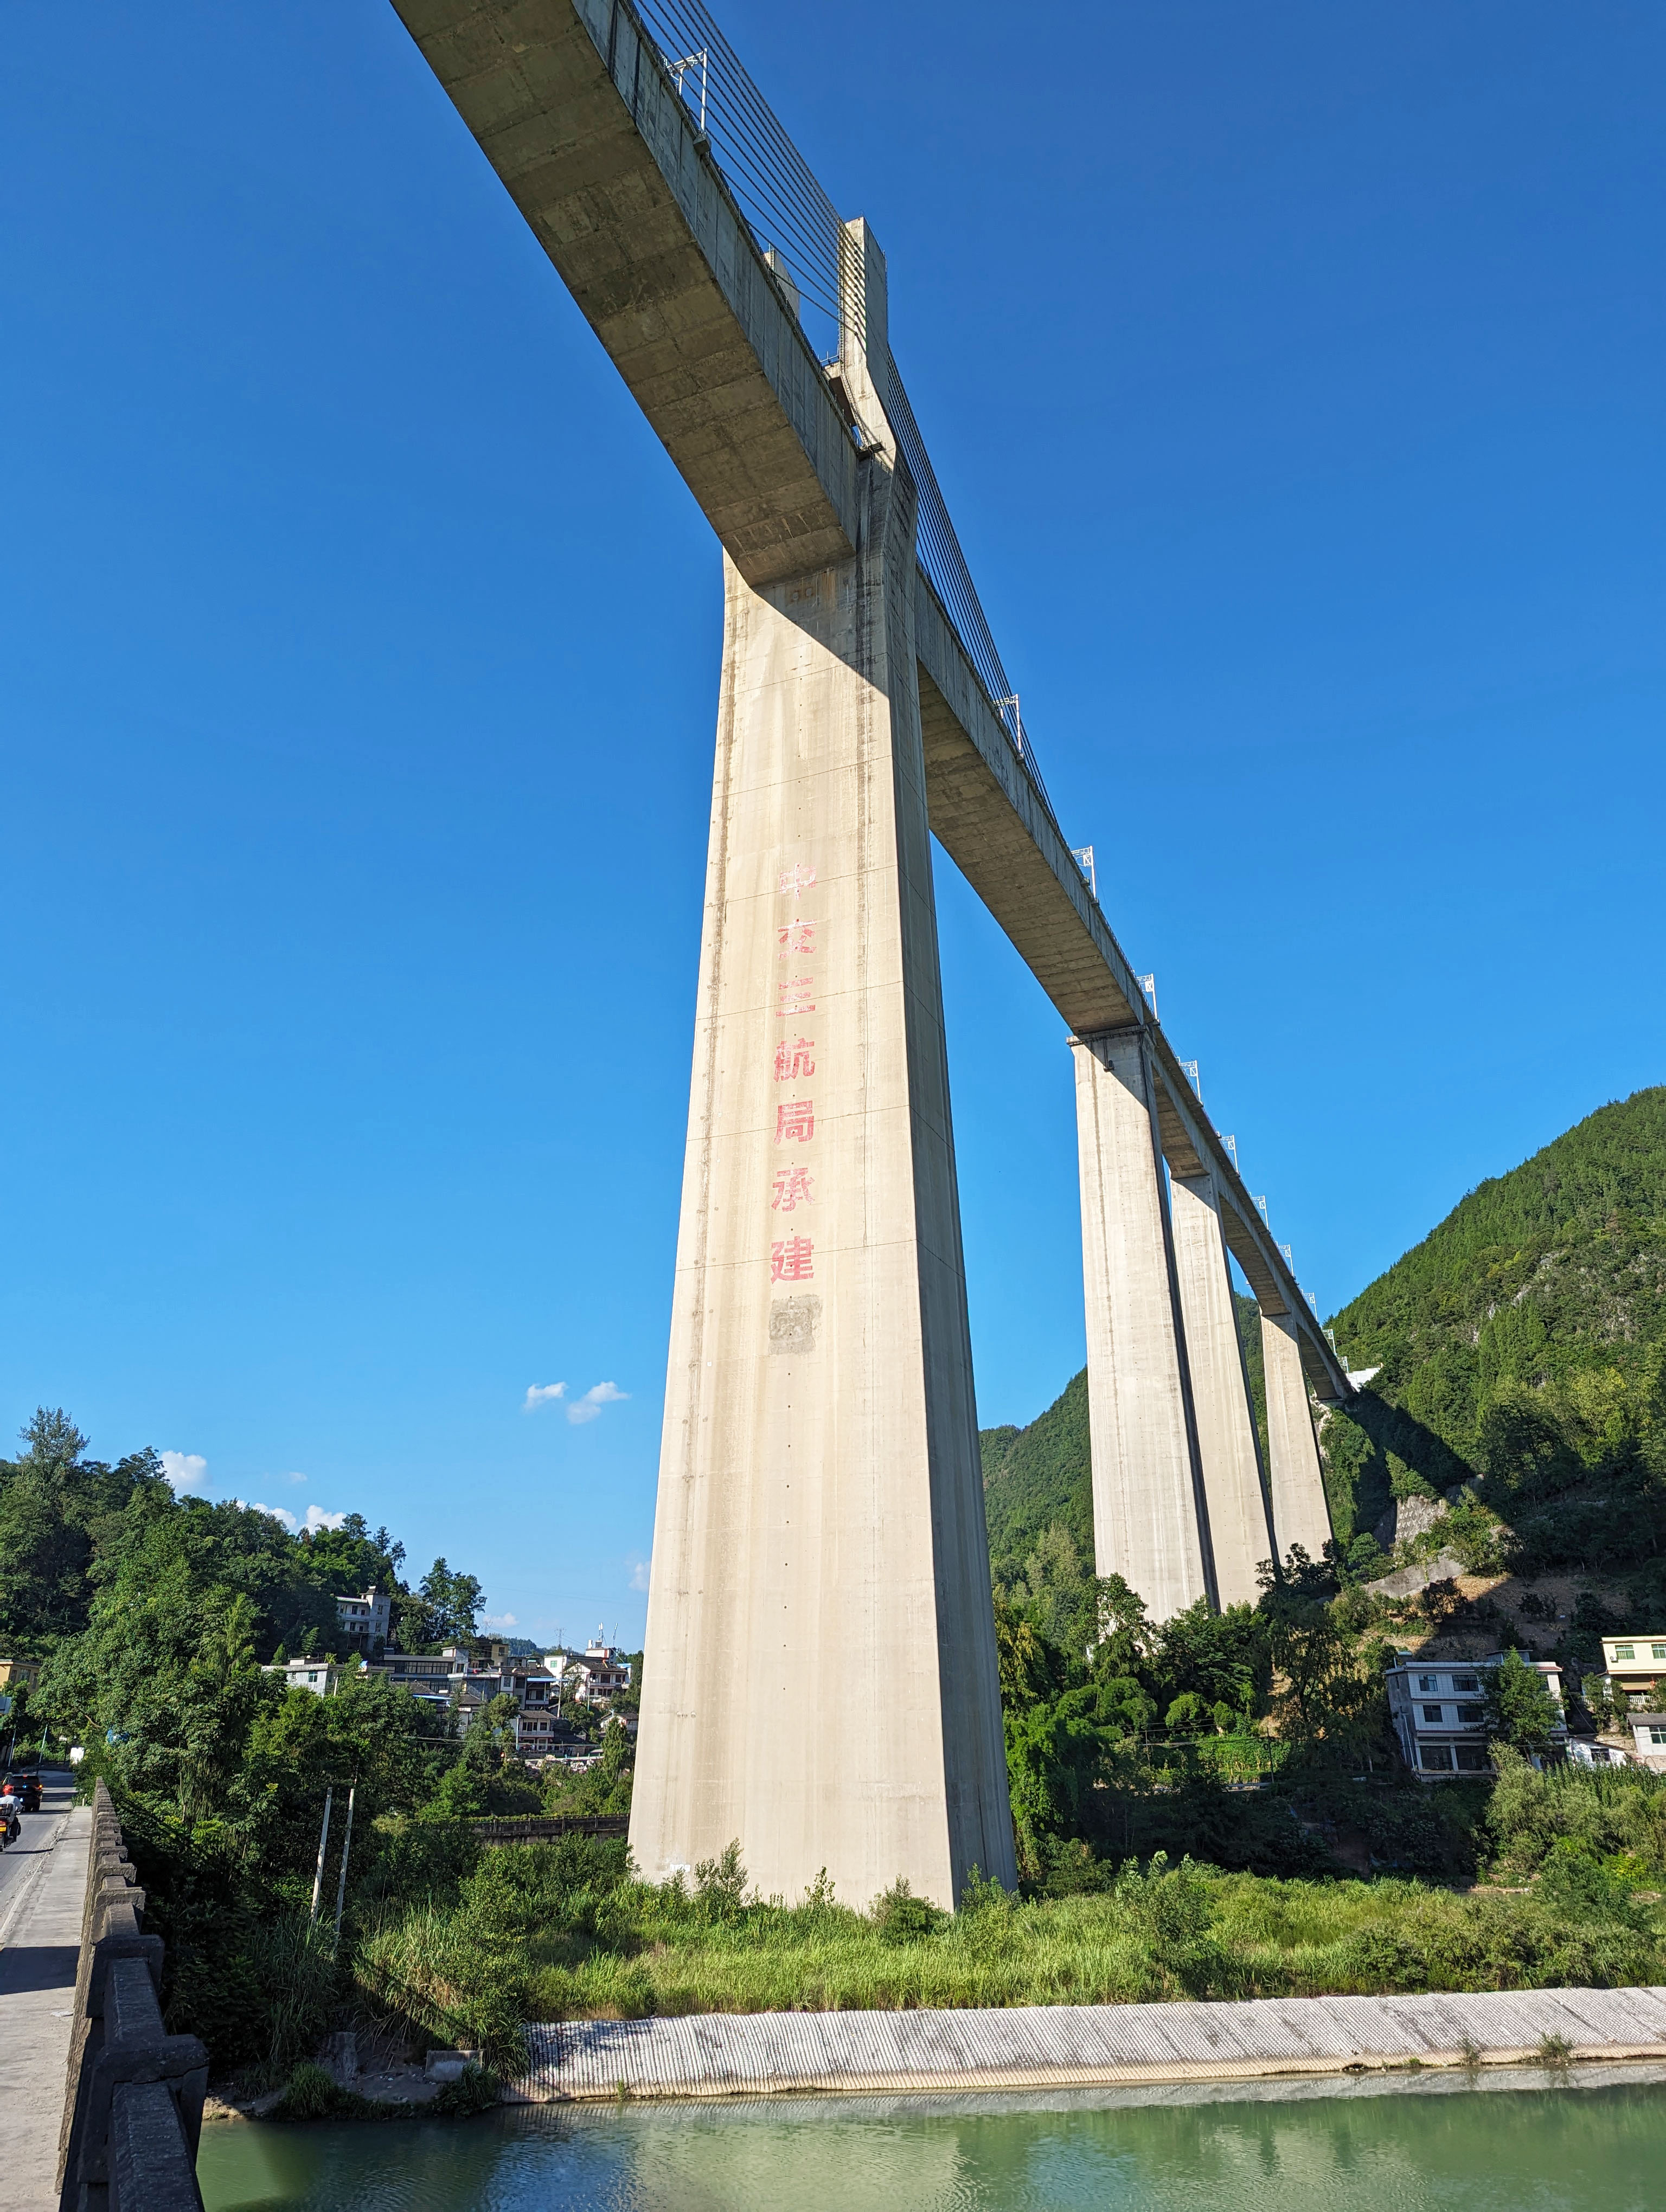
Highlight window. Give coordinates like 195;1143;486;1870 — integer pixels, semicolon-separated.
1421;1705;1445;1724
1454;1745;1490;1773
1452;1675;1480;1693
1615;1646;1636;1661
1420;1744;1454;1771
1417;1674;1439;1692
1457;1703;1487;1724
1653;1646;1666;1662
1649;1728;1666;1750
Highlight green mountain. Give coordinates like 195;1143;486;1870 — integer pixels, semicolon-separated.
981;1369;1091;1586
981;1086;1666;1598
1323;1085;1666;1580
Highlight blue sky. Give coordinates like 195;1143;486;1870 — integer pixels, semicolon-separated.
5;1;1662;1647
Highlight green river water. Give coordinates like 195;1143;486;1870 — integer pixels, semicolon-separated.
198;2069;1665;2210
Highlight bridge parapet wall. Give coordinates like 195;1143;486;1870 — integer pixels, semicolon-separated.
56;1779;207;2212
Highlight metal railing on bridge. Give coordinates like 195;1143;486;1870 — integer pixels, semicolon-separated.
632;0;1069;850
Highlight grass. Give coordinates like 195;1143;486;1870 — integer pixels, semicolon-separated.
348;1840;1666;2042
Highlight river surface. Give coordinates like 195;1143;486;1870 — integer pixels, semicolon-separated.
199;2068;1665;2210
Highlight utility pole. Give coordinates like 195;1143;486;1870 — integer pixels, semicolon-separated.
310;1789;332;1922
331;1785;357;1955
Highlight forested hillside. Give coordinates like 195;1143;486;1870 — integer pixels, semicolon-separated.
1322;1087;1666;1597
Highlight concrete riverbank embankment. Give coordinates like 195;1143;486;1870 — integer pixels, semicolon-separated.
512;1985;1666;2102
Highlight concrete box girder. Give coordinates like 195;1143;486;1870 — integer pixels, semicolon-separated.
391;0;861;586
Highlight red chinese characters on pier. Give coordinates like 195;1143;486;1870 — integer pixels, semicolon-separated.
770;863;822;1286
770;1235;815;1282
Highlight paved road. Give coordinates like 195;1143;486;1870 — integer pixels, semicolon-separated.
0;1776;88;2212
0;1775;73;1933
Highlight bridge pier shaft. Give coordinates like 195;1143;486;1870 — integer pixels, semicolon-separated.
1260;1308;1335;1565
1169;1173;1276;1609
1072;1028;1215;1619
631;445;1014;1911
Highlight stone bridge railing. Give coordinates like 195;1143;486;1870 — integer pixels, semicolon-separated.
56;1780;208;2212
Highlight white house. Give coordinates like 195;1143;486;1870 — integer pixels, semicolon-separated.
1568;1737;1631;1770
1384;1651;1566;1778
265;1659;339;1697
1624;1713;1666;1769
549;1638;631;1707
335;1588;392;1649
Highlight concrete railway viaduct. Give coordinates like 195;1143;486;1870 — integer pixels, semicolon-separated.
389;0;1355;1911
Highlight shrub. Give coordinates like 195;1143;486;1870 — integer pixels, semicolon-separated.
267;2062;389;2123
694;1841;749;1921
1535;1838;1648;1930
1109;1855;1238;1997
427;2062;502;2117
870;1879;947;1944
1337;1926;1430;1992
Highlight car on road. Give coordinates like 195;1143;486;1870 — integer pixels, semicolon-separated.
3;1772;43;1813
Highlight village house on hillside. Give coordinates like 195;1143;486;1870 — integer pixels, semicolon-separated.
1598;1634;1666;1767
549;1636;631;1707
1385;1651;1567;1777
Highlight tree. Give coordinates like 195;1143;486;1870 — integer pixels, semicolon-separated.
18;1407;89;1468
1262;1594;1387;1768
418;1559;484;1645
1485;1647;1562;1754
300;1514;406;1604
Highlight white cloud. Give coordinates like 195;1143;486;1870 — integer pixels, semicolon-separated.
627;1554;651;1593
244;1499;298;1532
523;1382;567;1412
567;1381;629;1426
285;1471;308;1486
485;1612;518;1630
161;1451;208;1493
241;1501;347;1536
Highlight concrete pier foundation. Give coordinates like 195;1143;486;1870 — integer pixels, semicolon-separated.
631;419;1014;1909
1072;1029;1214;1619
1260;1308;1335;1565
1168;1173;1275;1609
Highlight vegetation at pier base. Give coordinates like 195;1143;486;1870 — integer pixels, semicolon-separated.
350;1761;1666;2025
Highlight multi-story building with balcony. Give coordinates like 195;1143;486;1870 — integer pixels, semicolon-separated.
334;1587;392;1651
1385;1651;1566;1778
549;1638;631;1707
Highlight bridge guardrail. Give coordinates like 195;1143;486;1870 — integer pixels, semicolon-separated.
469;1815;629;1845
56;1779;208;2212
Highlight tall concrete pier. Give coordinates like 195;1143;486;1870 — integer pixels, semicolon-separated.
632;271;1014;1907
1168;1170;1276;1608
1073;1029;1214;1619
1261;1309;1335;1563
